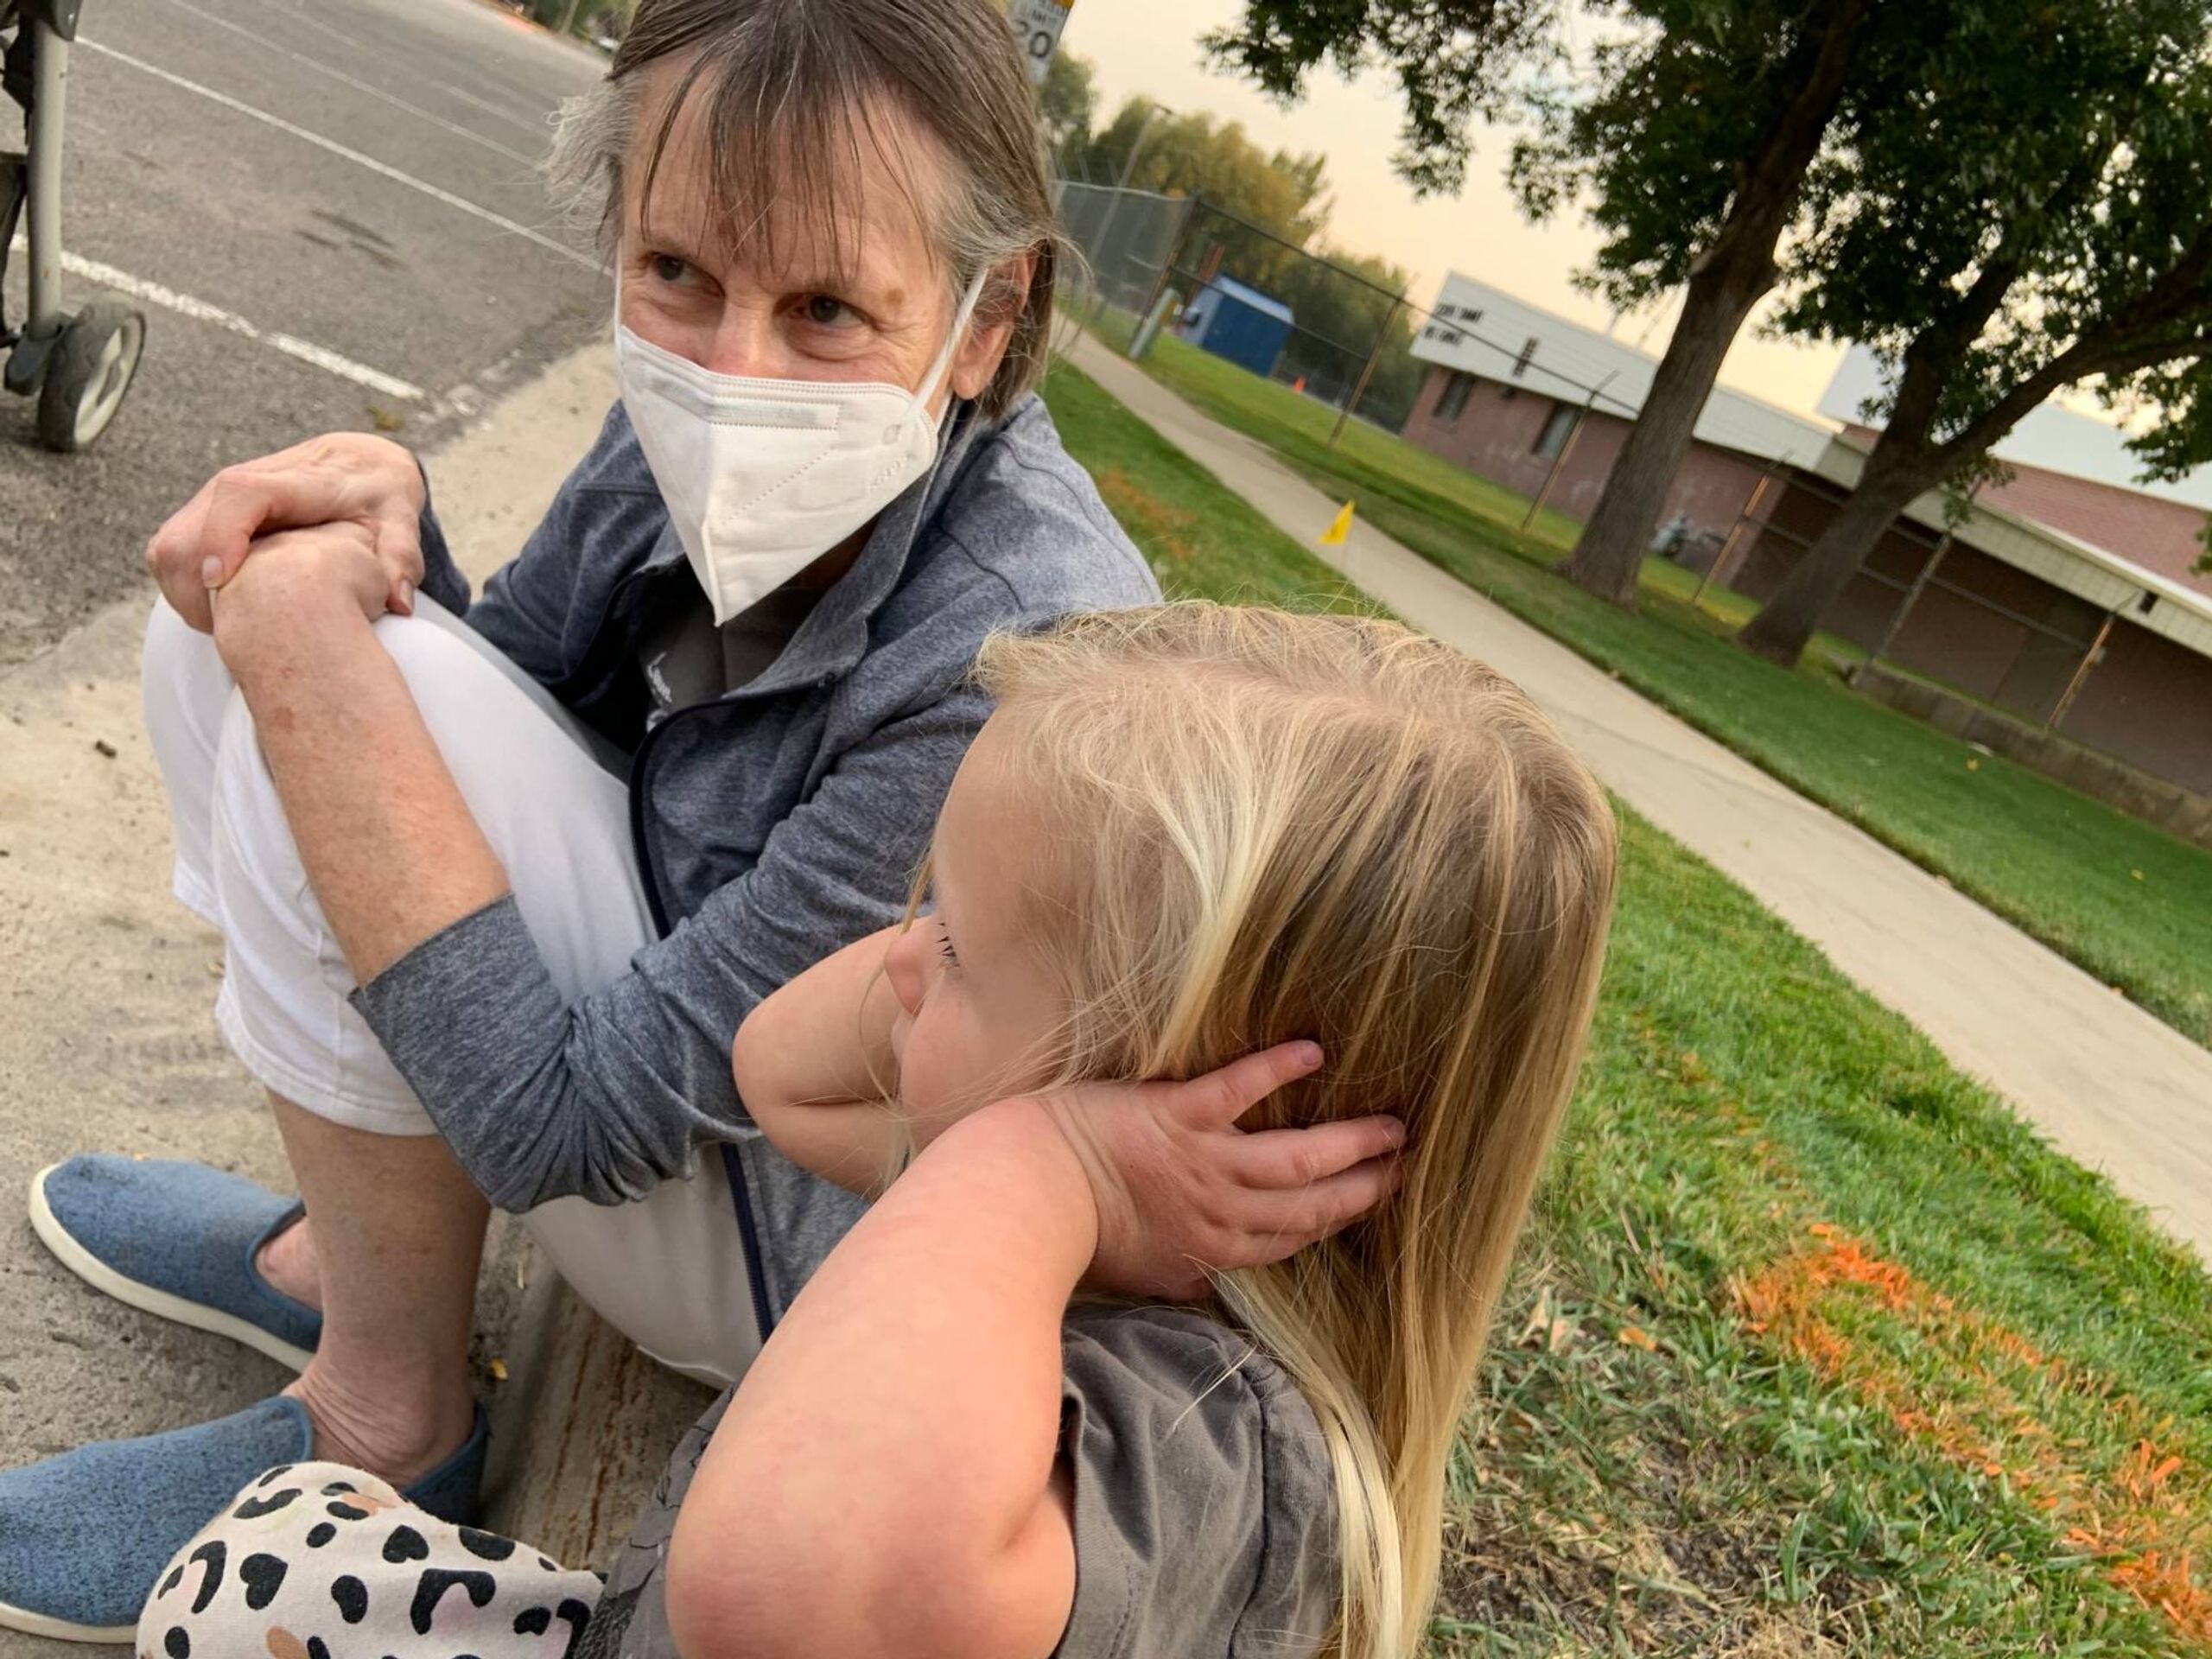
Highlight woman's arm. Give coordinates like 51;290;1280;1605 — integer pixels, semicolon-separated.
730;924;908;1195
212;528;511;982
664;1096;1090;1659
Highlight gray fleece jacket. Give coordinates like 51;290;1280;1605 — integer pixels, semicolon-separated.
353;392;1157;1329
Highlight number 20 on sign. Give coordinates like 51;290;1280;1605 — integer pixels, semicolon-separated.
1007;0;1073;85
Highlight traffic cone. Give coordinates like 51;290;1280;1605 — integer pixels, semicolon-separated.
1319;500;1356;546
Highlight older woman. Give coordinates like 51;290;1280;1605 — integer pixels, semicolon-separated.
0;0;1385;1638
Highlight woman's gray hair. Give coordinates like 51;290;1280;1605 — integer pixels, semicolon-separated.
546;0;1063;421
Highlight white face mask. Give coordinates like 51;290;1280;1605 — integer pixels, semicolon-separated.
615;271;988;625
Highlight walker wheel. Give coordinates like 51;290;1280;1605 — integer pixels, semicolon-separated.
36;295;146;452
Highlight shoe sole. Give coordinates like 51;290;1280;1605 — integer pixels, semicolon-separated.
0;1593;134;1644
28;1163;315;1374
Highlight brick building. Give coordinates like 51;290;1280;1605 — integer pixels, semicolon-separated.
1403;275;2212;804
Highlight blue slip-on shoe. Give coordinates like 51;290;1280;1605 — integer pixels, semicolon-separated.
0;1398;490;1642
29;1155;322;1371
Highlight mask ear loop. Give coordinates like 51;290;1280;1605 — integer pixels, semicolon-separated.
892;265;996;567
914;266;993;430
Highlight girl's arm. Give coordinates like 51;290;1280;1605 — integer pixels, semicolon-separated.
664;1096;1088;1659
663;1046;1399;1659
730;924;906;1194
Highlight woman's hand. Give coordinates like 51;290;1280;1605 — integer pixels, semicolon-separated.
147;431;427;632
209;523;392;682
1020;1043;1404;1301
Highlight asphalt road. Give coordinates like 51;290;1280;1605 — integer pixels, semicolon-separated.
0;0;613;670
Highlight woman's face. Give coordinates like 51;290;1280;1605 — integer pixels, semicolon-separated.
616;58;1016;413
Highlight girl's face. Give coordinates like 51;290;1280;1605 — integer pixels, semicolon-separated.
883;719;1069;1146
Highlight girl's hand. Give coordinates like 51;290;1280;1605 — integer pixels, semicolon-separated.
148;431;426;632
1021;1043;1404;1300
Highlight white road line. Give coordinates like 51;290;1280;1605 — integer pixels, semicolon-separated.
154;0;543;168
428;76;553;138
250;0;376;58
77;38;595;271
10;238;425;401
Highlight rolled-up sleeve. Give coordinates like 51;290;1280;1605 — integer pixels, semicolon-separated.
350;683;988;1213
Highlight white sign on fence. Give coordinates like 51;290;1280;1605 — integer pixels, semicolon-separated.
1007;0;1073;86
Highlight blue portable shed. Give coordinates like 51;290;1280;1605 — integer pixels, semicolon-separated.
1179;276;1294;380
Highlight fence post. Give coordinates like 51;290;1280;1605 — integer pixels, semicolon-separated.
1694;463;1782;607
1521;371;1618;531
1083;105;1167;338
2046;607;2120;731
1857;527;1953;677
1132;194;1202;356
1327;290;1406;450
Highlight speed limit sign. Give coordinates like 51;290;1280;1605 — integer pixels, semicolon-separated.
1007;0;1072;85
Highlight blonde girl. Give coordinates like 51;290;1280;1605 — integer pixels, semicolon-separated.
708;601;1618;1658
138;603;1614;1659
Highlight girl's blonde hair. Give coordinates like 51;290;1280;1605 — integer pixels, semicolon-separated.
971;602;1618;1659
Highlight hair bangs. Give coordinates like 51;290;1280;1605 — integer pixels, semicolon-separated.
635;16;949;290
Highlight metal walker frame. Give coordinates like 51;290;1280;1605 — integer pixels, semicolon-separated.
2;0;145;451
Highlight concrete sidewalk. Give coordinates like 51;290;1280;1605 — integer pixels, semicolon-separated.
1064;332;2212;1264
0;341;705;1657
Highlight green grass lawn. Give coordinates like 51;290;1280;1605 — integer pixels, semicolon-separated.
1107;327;2212;1054
1041;356;2212;1656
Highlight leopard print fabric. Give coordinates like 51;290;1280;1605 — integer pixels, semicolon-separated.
136;1462;604;1659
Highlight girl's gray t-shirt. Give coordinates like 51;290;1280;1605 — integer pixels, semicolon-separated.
579;1303;1342;1658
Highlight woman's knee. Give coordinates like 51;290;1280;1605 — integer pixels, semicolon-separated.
140;597;236;780
203;611;486;865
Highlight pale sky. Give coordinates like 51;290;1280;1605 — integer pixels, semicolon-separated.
1056;0;1849;418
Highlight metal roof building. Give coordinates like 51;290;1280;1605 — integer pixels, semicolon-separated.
1405;272;2212;824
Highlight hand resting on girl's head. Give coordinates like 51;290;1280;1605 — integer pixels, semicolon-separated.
732;925;1405;1302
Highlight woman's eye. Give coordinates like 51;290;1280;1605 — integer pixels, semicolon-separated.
936;919;959;968
648;253;690;285
800;294;857;327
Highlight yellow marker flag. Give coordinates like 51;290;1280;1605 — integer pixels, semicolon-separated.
1319;500;1356;546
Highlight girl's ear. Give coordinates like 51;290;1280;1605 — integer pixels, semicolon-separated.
950;251;1036;402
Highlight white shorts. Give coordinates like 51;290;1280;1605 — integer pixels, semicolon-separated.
139;595;760;1387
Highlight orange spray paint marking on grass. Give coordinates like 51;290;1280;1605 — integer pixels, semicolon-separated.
1736;1228;2212;1642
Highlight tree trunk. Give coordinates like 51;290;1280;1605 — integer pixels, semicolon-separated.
1561;262;1772;606
1560;0;1877;609
1737;462;1934;666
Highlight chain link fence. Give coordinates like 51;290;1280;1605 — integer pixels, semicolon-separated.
1055;184;1430;435
1055;181;1190;317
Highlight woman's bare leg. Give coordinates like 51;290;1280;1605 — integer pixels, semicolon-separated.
261;1095;486;1484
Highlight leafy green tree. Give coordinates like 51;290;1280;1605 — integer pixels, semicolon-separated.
1087;100;1332;251
1081;97;1334;294
1204;2;1555;195
1215;1;2212;643
1271;245;1418;416
1208;0;1910;608
1075;93;1421;415
1037;49;1098;169
1738;0;2212;664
